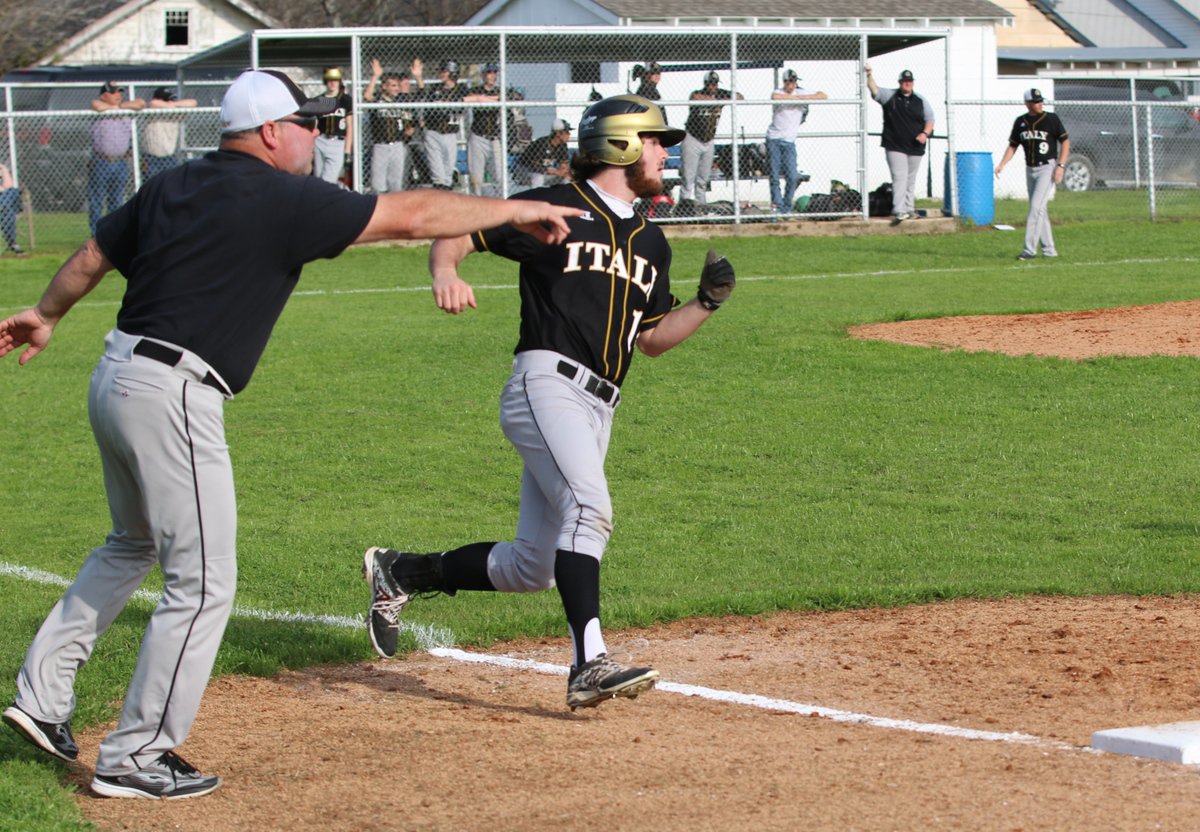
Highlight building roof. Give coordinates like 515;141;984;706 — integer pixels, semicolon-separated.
595;0;1011;18
466;0;1013;25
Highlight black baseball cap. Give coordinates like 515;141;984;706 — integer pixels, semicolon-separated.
1024;88;1044;103
705;70;719;85
99;81;124;95
899;70;915;82
152;86;177;102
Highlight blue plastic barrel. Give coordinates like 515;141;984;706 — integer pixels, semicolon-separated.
942;151;994;226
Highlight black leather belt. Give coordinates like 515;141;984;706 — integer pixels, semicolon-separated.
557;360;618;405
133;340;228;394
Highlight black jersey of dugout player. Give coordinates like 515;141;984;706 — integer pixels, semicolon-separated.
472;181;676;387
469;84;502;138
1008;111;1069;167
370;92;419;144
425;82;467;134
317;92;353;139
684;88;734;143
95;149;376;394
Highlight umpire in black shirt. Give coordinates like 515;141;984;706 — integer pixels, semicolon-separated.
0;68;579;800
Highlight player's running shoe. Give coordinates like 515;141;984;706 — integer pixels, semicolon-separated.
566;654;659;711
3;704;78;762
363;547;451;659
364;547;409;659
91;751;220;799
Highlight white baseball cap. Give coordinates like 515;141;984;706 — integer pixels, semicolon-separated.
552;118;571;132
220;69;338;134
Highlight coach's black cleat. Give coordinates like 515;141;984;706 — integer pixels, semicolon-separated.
1016;252;1036;261
3;704;79;762
566;654;659;711
91;750;220;799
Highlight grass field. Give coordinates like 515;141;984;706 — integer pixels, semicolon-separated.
2;214;1200;828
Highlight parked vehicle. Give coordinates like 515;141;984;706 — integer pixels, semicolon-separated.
1051;78;1200;192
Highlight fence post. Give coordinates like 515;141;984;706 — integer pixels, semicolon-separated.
1145;104;1157;221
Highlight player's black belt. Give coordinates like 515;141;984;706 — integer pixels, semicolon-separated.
557;360;619;405
134;340;228;394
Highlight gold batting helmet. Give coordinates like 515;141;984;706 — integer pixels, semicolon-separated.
577;94;684;166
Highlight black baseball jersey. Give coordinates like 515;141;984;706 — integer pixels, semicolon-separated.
96;149;376;393
425;82;466;133
516;135;568;173
369;92;419;144
684;88;734;142
469;84;502;138
1008;111;1069;166
471;181;677;386
317;92;353;139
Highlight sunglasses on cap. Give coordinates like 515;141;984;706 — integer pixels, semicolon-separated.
277;116;318;130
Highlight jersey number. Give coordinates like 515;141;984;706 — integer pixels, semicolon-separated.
1038;141;1049;156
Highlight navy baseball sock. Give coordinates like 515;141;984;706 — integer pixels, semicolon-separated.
439;542;498;592
555;549;601;668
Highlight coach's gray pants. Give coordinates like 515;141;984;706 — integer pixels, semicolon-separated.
1023;163;1058;257
485;351;616;594
424;130;459;188
468;133;501;196
15;328;237;775
679;134;714;204
371;141;410;192
885;149;924;216
313;135;345;184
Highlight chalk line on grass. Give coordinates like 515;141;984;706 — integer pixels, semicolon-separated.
0;560;1092;753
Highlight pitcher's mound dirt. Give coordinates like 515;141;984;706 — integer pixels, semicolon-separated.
75;302;1200;831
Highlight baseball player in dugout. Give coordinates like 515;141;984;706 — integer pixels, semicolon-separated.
865;65;935;224
312;66;354;184
424;60;468;189
677;71;743;216
994;88;1070;260
0;69;579;799
364;94;737;711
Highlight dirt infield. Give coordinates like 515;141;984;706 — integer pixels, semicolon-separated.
75;303;1200;831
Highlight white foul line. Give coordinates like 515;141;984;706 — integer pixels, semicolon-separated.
428;647;1084;751
1;560;1087;754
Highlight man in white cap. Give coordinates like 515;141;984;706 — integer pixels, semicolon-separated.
0;68;580;800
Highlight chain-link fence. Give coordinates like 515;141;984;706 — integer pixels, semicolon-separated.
2;28;1197;253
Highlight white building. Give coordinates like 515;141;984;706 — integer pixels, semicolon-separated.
37;0;281;67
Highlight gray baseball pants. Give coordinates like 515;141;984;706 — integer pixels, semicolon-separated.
468;133;501;196
1023;163;1058;257
15;328;236;775
679;134;714;204
312;135;345;184
424;131;459;189
885;149;924;216
371;141;410;193
485;350;616;594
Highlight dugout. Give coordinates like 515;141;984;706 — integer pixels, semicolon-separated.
178;26;957;223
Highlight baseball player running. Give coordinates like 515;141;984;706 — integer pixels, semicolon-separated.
0;69;578;799
363;94;737;711
994;87;1070;260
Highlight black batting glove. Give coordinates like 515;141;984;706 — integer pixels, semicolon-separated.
697;248;735;311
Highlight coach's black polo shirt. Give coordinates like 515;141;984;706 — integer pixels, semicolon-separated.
96;149;376;394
